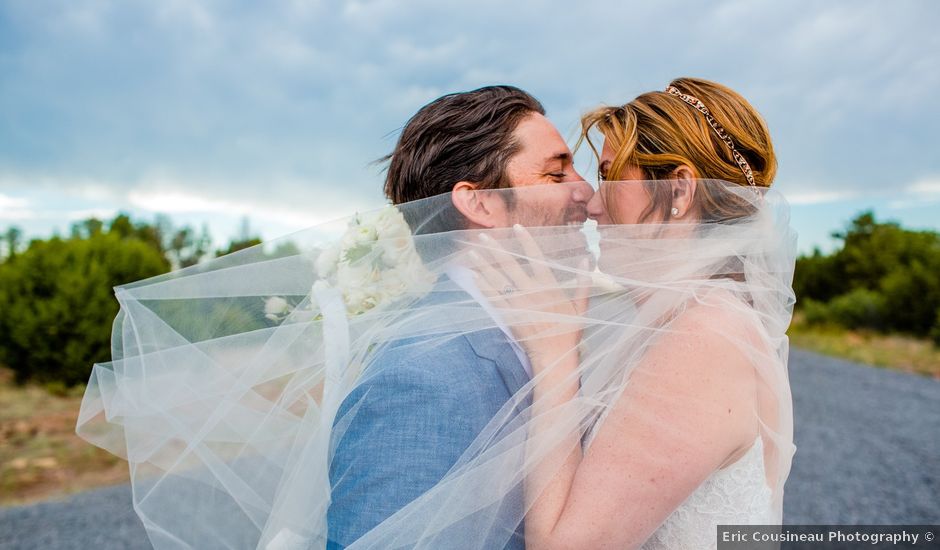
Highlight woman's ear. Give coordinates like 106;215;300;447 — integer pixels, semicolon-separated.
450;182;510;228
670;165;697;219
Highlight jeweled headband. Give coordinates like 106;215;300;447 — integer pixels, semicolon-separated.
664;85;756;187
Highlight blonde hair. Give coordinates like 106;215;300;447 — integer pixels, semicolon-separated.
580;77;776;222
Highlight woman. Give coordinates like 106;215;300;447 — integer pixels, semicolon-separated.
472;77;795;549
76;78;795;549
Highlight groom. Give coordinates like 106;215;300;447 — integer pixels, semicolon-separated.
327;85;591;548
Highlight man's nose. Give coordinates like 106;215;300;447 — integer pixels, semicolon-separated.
586;188;607;221
568;171;594;203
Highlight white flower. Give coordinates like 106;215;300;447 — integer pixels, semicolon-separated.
340;223;377;250
283;205;432;318
264;296;290;317
377;235;413;265
371;207;411;239
378;267;410;297
315;245;341;278
337;262;378;288
311;279;331;295
343;286;379;315
403;253;437;286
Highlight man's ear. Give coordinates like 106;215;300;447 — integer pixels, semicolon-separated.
670;165;698;219
450;181;508;229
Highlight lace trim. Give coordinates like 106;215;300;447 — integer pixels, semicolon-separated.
641;437;774;550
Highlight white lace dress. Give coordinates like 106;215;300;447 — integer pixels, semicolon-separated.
641;437;775;550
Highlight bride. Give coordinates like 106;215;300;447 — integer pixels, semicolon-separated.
471;78;795;549
76;78;796;549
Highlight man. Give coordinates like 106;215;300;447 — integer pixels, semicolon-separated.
327;85;591;548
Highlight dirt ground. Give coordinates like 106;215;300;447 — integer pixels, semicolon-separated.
0;368;128;506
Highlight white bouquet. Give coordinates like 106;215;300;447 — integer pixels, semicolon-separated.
264;206;434;322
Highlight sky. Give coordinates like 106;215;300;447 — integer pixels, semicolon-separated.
1;0;939;254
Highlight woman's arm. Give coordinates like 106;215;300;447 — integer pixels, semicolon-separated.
472;227;760;549
524;304;758;550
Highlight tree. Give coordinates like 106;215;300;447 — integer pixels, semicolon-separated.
2;226;23;261
795;211;940;341
216;237;263;257
216;216;262;257
70;218;104;239
0;222;170;385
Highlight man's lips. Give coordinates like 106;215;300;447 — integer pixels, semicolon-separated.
565;206;589;224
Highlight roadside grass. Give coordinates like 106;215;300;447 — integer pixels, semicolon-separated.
0;367;128;507
788;314;940;379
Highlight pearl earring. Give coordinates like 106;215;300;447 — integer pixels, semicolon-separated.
671;207;680;217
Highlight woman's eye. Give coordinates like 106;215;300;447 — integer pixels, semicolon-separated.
598;170;608;182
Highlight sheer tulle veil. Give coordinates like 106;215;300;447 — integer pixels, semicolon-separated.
76;179;797;549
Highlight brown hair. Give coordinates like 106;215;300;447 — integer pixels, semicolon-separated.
580;77;776;223
383;85;545;205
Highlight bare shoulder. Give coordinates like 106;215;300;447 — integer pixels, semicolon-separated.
645;289;760;390
678;287;761;342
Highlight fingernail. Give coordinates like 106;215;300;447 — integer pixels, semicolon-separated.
478;233;493;242
512;224;524;233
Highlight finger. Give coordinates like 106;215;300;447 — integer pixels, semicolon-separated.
468;250;512;304
471;271;508;311
476;233;533;289
512;224;554;283
573;258;592;316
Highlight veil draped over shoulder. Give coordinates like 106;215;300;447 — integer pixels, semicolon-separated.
77;179;797;549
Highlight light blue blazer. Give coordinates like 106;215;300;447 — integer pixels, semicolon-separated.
327;286;530;549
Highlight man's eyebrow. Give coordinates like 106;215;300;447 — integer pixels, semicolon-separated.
543;151;572;166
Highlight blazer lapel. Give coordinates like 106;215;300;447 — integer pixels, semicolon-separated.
463;328;530;398
416;274;532;398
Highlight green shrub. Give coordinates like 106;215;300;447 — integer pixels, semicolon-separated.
800;298;833;327
795;211;940;340
793;251;842;304
879;261;940;335
801;290;886;330
826;288;887;330
43;380;69;397
0;231;168;385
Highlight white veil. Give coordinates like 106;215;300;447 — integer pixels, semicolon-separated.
76;179;797;549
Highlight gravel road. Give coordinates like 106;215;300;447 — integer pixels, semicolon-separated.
2;348;938;549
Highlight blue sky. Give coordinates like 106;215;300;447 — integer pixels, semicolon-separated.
1;0;939;254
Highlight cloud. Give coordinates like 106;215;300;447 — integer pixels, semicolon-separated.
786;190;858;205
906;178;940;195
127;189;231;214
887;177;940;209
126;187;368;231
0;193;29;210
0;0;938;247
0;193;35;220
0;191;113;224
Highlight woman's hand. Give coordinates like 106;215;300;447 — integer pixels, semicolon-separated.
470;224;592;371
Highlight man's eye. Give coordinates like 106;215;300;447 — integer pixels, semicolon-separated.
549;172;566;180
